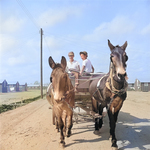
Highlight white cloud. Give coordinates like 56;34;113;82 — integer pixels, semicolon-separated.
7;55;26;66
0;35;18;54
141;24;150;35
83;15;135;42
38;7;81;28
0;15;25;33
43;36;63;49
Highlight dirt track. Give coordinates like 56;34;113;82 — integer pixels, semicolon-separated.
0;91;150;150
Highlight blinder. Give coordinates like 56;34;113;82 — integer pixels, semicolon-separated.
110;56;113;62
50;77;52;82
125;55;128;61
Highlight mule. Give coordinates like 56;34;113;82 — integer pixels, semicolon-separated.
46;56;75;147
89;40;128;149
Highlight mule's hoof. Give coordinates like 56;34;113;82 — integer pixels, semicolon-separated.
66;133;71;137
111;147;118;150
109;135;112;141
59;142;65;148
56;129;59;132
66;131;71;137
93;130;100;135
111;140;118;150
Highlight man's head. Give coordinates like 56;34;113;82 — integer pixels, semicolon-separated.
80;51;87;60
68;52;74;60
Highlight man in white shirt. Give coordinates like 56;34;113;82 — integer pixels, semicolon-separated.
80;51;94;75
66;52;80;92
67;52;80;73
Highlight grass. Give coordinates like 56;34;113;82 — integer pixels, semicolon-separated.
0;89;46;113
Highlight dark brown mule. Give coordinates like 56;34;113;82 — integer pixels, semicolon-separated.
46;56;75;147
89;40;128;149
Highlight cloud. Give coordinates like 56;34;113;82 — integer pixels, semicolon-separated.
0;14;25;33
83;15;135;42
0;35;18;54
38;7;81;28
7;55;26;66
141;24;150;35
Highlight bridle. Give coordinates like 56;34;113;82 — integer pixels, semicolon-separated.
50;73;74;103
106;50;128;96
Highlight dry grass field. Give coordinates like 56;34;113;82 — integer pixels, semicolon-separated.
0;89;47;105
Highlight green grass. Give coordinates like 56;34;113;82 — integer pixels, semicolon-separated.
0;89;46;113
0;94;46;113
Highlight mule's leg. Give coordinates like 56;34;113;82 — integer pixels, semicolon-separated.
58;117;65;147
108;109;118;149
52;108;55;125
55;118;59;132
53;108;59;132
66;112;73;137
91;98;99;134
62;114;67;137
98;104;103;129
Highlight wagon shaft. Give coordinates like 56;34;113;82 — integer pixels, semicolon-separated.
75;103;102;119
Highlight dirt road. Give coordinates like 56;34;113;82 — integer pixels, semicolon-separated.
0;91;150;150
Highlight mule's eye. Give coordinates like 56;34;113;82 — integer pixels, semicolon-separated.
50;77;52;82
125;55;128;61
110;55;114;62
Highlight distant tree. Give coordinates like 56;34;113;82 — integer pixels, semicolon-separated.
34;81;40;85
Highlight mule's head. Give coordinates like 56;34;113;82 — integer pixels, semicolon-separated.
108;40;128;82
49;56;69;101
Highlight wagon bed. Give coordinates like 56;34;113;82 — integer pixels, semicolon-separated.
69;72;106;95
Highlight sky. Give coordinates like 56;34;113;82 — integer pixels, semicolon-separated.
0;0;150;85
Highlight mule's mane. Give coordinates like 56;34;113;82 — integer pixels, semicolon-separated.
53;63;63;69
115;45;120;48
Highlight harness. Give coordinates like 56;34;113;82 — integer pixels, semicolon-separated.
105;62;128;96
92;62;128;110
92;74;108;101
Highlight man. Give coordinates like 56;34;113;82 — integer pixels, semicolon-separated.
67;52;80;73
66;51;80;92
80;51;94;75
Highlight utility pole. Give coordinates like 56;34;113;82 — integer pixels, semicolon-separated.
40;28;43;99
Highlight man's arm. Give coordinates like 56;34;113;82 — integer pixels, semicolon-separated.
80;66;85;75
78;65;80;72
92;65;94;73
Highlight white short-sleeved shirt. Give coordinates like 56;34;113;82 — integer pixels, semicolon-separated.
67;60;80;73
82;59;92;73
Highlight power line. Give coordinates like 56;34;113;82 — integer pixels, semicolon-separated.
16;0;39;30
43;35;53;56
43;32;106;53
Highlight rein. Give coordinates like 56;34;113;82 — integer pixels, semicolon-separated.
106;62;128;96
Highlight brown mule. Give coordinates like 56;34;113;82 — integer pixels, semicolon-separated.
89;40;128;149
46;56;75;148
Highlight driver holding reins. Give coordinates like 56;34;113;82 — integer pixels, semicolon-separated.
66;51;80;92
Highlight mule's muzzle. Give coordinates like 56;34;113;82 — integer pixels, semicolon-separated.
114;72;126;82
117;73;126;81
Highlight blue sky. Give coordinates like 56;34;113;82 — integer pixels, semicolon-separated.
0;0;150;85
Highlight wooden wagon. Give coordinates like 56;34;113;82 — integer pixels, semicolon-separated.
68;70;106;119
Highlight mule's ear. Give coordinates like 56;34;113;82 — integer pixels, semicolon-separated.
121;41;128;50
48;56;56;69
108;39;115;51
61;56;67;70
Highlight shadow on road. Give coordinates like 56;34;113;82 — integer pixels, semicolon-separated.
117;111;150;150
66;111;150;150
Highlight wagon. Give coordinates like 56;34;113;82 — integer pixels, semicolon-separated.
68;69;105;95
68;70;106;119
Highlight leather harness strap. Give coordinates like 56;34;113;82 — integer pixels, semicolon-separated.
105;62;128;96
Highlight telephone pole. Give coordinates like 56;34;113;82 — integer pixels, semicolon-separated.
40;28;43;99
